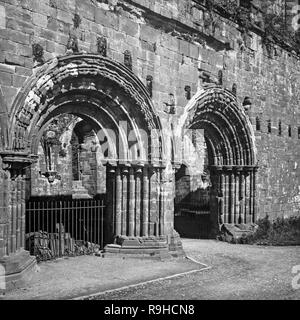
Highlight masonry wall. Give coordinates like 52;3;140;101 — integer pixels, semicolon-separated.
0;0;300;220
30;118;105;198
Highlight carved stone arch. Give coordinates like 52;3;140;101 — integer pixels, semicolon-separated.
179;86;257;166
9;54;165;164
1;53;172;271
0;87;9;151
176;85;258;237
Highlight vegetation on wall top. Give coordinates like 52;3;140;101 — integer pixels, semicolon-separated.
199;0;300;55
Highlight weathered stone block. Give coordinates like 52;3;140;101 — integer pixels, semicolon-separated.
0;71;12;85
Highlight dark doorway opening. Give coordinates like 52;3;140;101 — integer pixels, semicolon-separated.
174;161;212;239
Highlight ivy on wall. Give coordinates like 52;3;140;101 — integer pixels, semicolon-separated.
199;0;300;55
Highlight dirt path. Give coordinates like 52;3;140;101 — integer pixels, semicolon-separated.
93;239;300;300
2;254;200;300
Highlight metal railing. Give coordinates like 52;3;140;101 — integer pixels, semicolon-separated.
25;199;105;262
175;197;210;216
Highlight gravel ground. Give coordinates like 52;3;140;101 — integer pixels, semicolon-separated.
2;254;200;300
3;239;300;300
93;239;300;300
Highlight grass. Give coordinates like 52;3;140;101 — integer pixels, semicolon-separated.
244;215;300;246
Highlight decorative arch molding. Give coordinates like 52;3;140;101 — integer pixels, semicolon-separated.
177;85;258;233
178;85;257;167
0;88;9;151
8;54;165;164
0;54;173;269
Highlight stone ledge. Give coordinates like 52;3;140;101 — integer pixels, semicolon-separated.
0;250;37;292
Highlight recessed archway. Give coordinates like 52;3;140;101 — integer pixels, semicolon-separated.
1;54;170;267
175;85;258;237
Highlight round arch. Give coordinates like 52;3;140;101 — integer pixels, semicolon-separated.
2;53;170;260
8;54;165;164
176;85;258;237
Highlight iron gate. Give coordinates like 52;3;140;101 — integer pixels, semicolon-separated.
25;199;105;261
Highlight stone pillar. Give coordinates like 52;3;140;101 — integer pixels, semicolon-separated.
128;167;135;237
244;171;250;223
239;171;245;224
234;169;240;224
209;169;220;237
106;165;116;244
16;172;22;251
121;167;128;236
142;166;149;237
252;167;257;223
159;168;165;236
0;164;8;258
149;167;158;236
249;168;253;219
135;167;142;236
219;171;225;224
229;169;234;224
20;170;26;249
6;169;12;256
225;172;229;223
0;154;37;291
235;167;242;224
115;167;122;236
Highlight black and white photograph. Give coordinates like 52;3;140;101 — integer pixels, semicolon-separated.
0;0;299;307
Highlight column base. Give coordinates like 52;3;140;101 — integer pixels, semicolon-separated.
0;250;37;292
167;229;186;257
104;233;186;259
104;235;172;259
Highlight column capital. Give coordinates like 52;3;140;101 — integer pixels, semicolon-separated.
208;165;223;173
0;151;38;170
233;166;243;173
135;166;143;174
222;165;233;172
121;166;130;175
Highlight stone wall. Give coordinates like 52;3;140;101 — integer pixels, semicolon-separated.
0;0;299;219
30;117;105;198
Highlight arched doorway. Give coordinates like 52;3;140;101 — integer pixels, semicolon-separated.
175;86;258;238
0;54;172;285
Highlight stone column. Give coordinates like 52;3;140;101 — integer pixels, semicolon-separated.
159;168;165;236
135;167;142;236
0;164;8;258
249;168;253;219
244;170;250;223
223;172;229;223
115;167;122;236
239;171;245;224
16;172;23;251
106;165;116;243
0;154;37;291
219;171;225;224
229;169;234;224
142;167;149;237
20;170;26;249
234;169;240;224
235;167;242;224
209;169;220;236
252;167;257;223
149;167;158;236
128;167;135;237
121;167;129;236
